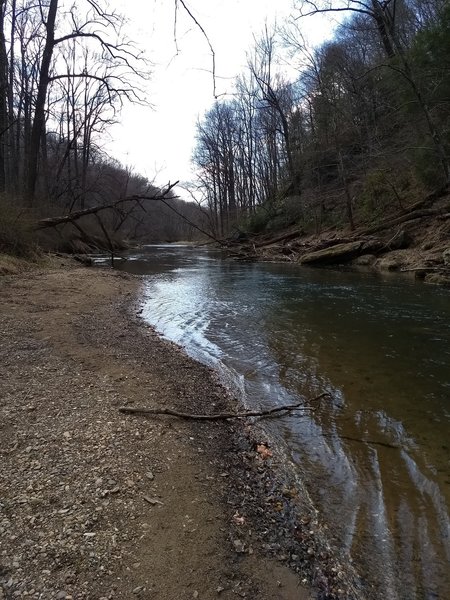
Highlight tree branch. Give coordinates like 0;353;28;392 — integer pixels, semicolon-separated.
177;0;216;98
119;393;329;420
35;182;179;228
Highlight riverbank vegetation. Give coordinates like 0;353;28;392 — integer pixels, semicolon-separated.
193;0;449;276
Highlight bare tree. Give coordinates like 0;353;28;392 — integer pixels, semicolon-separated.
23;0;146;203
295;0;449;185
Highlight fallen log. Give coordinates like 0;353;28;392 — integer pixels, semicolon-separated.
35;182;228;248
255;229;302;248
36;182;179;229
354;206;449;237
300;241;364;265
119;392;329;420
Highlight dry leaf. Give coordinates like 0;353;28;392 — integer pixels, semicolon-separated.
256;443;272;459
232;512;245;526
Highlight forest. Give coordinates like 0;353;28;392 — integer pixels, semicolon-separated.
194;0;449;239
0;0;204;258
0;0;449;260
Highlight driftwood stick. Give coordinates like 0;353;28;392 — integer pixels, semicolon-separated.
119;392;330;420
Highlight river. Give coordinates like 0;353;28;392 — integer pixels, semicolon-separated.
99;244;450;599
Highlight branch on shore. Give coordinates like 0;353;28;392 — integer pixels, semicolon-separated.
119;392;330;420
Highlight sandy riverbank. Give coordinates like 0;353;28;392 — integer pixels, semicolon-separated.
0;262;362;600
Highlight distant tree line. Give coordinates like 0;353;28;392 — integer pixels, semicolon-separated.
194;0;449;236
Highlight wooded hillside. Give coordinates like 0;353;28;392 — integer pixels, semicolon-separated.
194;0;449;238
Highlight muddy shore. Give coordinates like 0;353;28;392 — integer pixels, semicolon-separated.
0;262;363;600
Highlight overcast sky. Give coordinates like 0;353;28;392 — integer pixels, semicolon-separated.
105;1;334;188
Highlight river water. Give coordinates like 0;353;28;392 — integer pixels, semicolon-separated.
101;245;450;599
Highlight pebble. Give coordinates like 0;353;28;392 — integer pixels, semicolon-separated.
143;496;163;506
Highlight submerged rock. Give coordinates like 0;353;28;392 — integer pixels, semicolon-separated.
425;272;450;286
443;248;450;266
352;254;376;266
375;255;403;271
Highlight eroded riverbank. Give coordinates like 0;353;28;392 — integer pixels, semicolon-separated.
0;264;363;600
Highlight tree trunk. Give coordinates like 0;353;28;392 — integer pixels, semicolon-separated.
7;0;17;194
338;150;354;230
26;0;58;204
0;0;9;194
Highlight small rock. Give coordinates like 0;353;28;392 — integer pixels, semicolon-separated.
145;472;154;481
193;592;199;599
56;592;67;599
143;496;163;506
352;254;376;266
375;256;402;271
132;587;143;595
425;273;450;286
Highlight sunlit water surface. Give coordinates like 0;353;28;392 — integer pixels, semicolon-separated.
99;245;450;599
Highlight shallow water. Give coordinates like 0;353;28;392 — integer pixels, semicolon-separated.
101;245;450;599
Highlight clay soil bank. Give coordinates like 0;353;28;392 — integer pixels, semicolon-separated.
1;263;361;600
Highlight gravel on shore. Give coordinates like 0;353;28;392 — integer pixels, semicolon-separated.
0;262;363;600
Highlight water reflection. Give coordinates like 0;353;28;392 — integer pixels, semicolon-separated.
101;245;450;599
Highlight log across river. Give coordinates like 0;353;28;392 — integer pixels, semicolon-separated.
96;244;450;600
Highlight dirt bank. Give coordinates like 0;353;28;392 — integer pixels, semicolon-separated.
0;263;362;600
